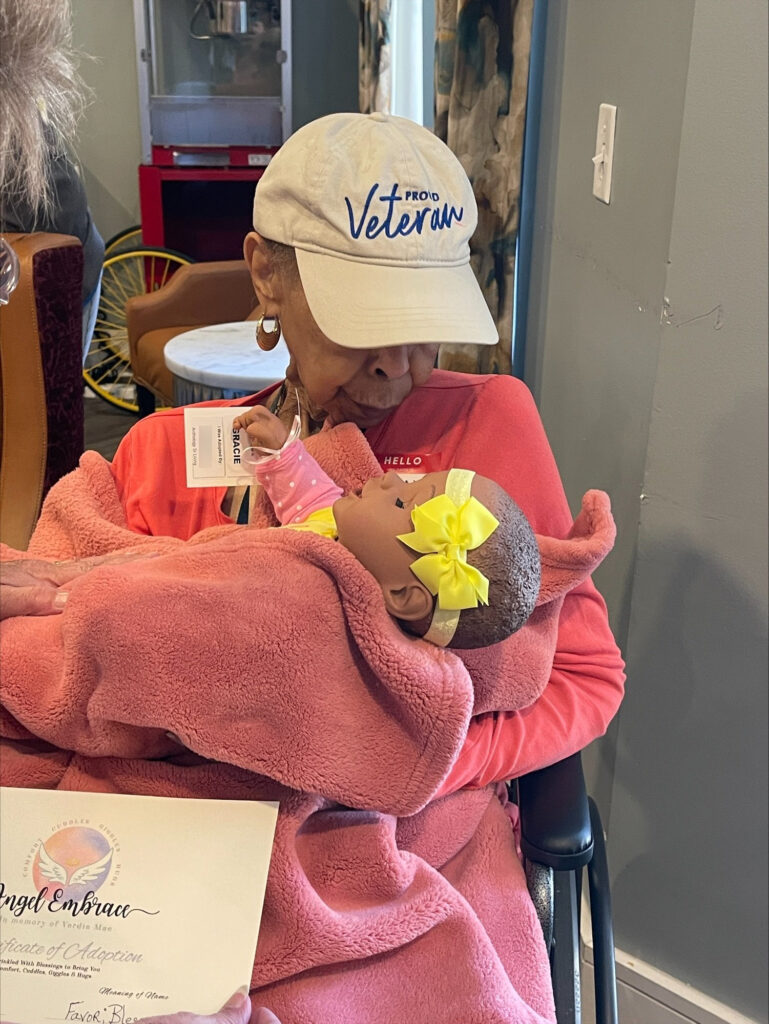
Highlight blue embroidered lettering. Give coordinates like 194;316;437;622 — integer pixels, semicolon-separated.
380;185;404;239
345;184;463;240
346;184;379;239
395;212;413;235
413;208;429;233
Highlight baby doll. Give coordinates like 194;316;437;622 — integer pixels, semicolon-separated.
233;407;541;649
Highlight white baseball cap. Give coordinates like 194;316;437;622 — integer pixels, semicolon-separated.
251;112;499;350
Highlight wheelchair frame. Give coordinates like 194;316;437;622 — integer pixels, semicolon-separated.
514;752;619;1024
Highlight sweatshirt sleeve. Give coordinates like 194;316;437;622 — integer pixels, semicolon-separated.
435;577;625;795
435;375;626;794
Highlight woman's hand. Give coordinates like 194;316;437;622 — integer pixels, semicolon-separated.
132;991;280;1024
233;407;289;451
1;558;82;618
0;553;149;620
1;997;278;1024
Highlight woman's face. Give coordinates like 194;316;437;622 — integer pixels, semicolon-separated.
277;273;438;430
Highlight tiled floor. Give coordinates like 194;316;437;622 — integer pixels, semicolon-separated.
83;390;138;460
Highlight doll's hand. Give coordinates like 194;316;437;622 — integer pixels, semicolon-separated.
233;407;289;451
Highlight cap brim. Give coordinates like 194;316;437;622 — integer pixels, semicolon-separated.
295;249;499;350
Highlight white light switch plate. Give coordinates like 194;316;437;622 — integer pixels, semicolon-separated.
592;103;617;204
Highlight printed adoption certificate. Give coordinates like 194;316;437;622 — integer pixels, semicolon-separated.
0;788;278;1023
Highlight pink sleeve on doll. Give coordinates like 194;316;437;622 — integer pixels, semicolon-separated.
249;440;344;525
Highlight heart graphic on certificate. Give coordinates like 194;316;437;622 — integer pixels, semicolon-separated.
32;826;114;902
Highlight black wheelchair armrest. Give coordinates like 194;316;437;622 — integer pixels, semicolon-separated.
515;752;594;870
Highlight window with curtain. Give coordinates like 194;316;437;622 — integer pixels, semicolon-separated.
360;0;536;376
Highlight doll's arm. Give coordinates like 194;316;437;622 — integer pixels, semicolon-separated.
232;407;342;525
249;440;344;526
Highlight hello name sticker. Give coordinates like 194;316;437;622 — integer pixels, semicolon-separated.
375;452;443;482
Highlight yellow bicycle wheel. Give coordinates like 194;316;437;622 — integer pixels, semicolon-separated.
83;247;192;413
104;225;142;257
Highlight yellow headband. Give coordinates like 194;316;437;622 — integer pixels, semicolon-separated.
397;469;499;647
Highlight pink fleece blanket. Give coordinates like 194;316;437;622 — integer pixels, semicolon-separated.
1;425;615;1024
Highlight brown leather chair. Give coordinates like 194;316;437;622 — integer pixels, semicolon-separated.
126;260;259;414
0;233;84;550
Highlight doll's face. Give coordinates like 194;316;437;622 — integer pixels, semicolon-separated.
333;470;451;621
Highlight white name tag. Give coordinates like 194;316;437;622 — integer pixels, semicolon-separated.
183;406;256;488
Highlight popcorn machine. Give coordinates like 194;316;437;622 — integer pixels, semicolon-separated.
132;0;291;260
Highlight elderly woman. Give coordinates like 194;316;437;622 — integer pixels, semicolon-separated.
2;114;624;1024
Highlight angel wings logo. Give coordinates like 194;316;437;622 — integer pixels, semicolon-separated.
32;826;114;902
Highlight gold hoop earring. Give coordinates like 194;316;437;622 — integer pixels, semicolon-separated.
255;314;281;343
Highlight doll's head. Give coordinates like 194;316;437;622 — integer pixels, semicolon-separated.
333;468;541;649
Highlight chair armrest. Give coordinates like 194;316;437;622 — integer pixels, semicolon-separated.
0;232;83;549
516;752;594;870
126;259;256;358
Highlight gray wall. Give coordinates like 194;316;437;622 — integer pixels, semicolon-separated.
526;0;768;1017
71;0;144;241
70;0;359;239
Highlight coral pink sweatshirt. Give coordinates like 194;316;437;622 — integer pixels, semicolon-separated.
110;370;625;794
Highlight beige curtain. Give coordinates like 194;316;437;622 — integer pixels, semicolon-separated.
435;0;534;375
359;0;392;114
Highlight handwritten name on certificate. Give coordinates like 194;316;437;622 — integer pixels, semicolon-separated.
0;788;278;1023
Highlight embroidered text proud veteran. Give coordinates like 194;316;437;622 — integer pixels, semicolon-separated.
346;183;464;240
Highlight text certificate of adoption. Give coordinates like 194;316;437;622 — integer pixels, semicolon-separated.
0;788;278;1023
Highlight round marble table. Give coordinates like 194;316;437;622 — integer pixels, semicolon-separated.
163;321;289;405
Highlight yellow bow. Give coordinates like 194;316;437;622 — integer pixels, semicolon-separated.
397;493;499;611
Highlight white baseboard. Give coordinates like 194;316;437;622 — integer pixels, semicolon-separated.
580;896;760;1024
